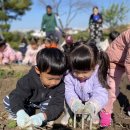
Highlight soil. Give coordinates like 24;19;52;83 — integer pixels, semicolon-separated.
0;65;130;130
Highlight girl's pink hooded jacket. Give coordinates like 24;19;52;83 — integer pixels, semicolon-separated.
106;29;130;81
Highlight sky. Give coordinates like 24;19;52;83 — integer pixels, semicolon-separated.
10;0;130;31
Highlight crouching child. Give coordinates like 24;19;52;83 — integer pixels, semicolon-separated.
3;48;67;129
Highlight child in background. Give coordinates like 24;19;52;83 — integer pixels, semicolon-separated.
39;38;45;49
61;43;109;126
109;31;120;43
62;35;74;55
50;36;59;48
3;48;67;129
18;37;28;56
44;36;59;48
102;29;130;127
44;37;52;48
23;38;40;65
97;31;120;51
0;37;22;65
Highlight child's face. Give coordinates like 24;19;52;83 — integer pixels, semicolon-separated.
93;8;98;15
0;45;6;52
31;44;38;50
35;67;63;88
72;70;94;81
45;41;51;48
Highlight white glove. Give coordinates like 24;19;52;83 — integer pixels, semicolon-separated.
30;113;46;127
16;109;31;128
70;99;85;114
83;101;100;118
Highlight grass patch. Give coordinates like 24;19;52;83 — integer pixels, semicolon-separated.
0;69;24;79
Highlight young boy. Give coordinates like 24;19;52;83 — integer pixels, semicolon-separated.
3;48;67;129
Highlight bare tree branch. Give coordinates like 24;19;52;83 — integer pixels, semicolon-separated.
56;0;62;13
38;0;46;7
38;0;94;28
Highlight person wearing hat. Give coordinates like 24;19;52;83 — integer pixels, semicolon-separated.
41;5;57;38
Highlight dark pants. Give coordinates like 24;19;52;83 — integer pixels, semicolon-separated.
46;31;56;38
3;95;50;118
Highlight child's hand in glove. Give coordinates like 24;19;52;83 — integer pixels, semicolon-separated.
71;99;85;114
83;101;100;118
16;109;31;128
30;113;46;127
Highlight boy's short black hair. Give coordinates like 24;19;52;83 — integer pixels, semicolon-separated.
36;48;67;75
46;5;52;9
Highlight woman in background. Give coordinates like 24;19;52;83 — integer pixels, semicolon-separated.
89;6;103;42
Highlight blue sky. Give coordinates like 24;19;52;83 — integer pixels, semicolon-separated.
11;0;130;31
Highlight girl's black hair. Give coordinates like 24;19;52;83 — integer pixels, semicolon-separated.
36;48;67;75
69;44;95;71
69;43;110;89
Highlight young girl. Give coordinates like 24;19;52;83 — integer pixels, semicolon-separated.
61;43;109;126
0;37;22;64
102;29;130;127
3;48;67;129
23;38;41;65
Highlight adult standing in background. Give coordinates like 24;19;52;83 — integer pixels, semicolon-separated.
41;5;57;37
89;6;103;42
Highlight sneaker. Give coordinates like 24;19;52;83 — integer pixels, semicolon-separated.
100;111;111;127
128;106;130;116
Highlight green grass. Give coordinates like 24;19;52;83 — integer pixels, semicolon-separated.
0;69;24;78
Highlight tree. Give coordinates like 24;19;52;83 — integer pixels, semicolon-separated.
0;0;32;32
102;2;129;30
39;0;94;29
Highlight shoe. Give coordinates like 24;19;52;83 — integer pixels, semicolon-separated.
100;111;111;127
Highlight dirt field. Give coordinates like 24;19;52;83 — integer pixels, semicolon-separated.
0;65;130;130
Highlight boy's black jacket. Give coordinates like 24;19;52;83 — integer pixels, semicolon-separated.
9;67;65;121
